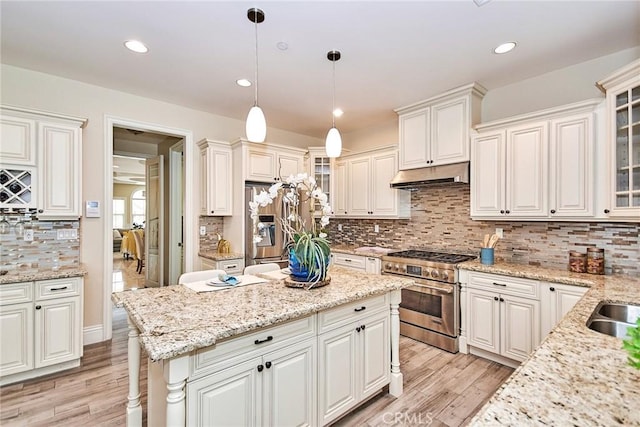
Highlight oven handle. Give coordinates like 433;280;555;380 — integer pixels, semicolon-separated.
408;282;453;294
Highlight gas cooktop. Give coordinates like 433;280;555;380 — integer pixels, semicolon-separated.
385;250;476;265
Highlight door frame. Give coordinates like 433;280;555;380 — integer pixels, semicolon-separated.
103;116;194;340
168;141;184;285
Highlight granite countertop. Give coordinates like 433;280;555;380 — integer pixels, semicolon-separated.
331;245;395;258
0;266;88;285
198;251;244;261
112;266;413;361
465;261;640;426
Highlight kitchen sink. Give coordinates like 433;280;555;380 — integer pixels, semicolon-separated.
586;301;639;338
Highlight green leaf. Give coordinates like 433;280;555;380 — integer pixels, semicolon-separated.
623;318;640;370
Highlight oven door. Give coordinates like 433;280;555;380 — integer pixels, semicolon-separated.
399;279;458;338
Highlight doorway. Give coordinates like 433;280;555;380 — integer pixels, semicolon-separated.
103;117;194;341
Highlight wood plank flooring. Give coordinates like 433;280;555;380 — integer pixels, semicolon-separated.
1;258;513;426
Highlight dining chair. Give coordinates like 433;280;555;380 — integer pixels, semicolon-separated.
243;263;281;275
132;230;145;274
178;269;226;285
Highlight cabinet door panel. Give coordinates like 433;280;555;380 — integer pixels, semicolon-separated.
399;109;430;169
0;116;36;166
210;148;232;214
501;295;540;362
371;151;398;215
347;157;371;216
471;132;505;217
0;302;34;376
277;153;303;180
467;289;500;354
35;297;81;368
431;98;468;165
199;147;208;215
247;149;277;182
506;123;548;216
264;340;316;427
360;314;390;399
318;326;357;426
187;357;260;427
332;161;347;216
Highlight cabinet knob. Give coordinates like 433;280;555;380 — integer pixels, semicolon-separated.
604;209;610;214
356;326;361;333
257;364;264;372
550;287;555;292
36;305;42;310
494;297;499;301
38;209;43;213
550;209;556;214
361;324;366;330
500;210;505;214
265;361;272;369
499;297;504;302
505;210;510;214
210;210;214;214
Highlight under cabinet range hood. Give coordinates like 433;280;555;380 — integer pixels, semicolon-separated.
389;162;470;189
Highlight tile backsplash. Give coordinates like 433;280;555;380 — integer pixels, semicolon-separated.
198;216;225;252
0;217;80;274
326;184;640;276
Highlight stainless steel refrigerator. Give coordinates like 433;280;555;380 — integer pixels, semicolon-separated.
245;183;289;268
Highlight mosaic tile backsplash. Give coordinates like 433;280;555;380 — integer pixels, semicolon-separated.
325;184;640;276
198;216;225;252
0;216;80;275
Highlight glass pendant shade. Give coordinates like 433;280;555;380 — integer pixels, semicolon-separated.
325;127;342;158
246;105;266;143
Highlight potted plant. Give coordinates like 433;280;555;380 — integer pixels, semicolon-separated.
249;173;332;287
623;318;640;370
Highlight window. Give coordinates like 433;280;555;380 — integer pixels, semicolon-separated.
131;189;146;227
113;198;125;229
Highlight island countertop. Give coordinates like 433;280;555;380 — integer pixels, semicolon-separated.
112;266;413;361
467;266;640;426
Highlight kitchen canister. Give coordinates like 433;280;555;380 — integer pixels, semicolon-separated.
480;248;494;265
568;251;587;273
586;247;605;275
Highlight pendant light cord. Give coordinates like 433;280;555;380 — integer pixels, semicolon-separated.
254;15;259;108
331;58;336;128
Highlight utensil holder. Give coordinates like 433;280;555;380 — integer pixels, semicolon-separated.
480;248;494;265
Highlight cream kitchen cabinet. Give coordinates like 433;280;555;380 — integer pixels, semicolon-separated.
0;106;85;218
333;147;410;218
461;271;540;366
234;139;306;183
0;277;83;386
187;339;316;427
395;82;486;170
197;139;233;216
331;159;347;216
597;59;640;220
471;100;599;221
540;282;588;338
331;252;381;275
307;147;333;215
199;256;244;275
317;300;390;426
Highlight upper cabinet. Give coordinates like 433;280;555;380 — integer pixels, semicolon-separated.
197;139;233;216
1;106;86;219
233;139;306;183
471;100;599;221
597;59;640;220
307;147;332;215
395;82;486;170
332;146;410;218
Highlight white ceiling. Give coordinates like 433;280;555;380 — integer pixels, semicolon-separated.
2;1;639;139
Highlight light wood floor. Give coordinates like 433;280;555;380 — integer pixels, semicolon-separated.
0;257;513;426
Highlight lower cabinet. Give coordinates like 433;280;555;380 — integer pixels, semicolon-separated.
540;282;588;337
317;310;390;426
331;253;381;274
0;277;83;385
187;339;316;427
200;256;244;275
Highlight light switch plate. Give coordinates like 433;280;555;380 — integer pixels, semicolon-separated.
374;224;379;233
200;226;207;236
23;229;34;242
495;228;503;238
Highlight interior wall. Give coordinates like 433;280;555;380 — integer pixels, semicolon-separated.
0;64;322;333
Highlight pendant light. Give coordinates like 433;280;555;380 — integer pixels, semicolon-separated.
325;50;342;158
246;8;266;143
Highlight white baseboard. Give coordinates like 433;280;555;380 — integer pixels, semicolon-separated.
83;324;105;345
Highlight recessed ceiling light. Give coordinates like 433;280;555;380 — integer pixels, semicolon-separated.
473;0;492;7
124;40;149;53
333;108;344;118
493;42;517;54
236;79;252;87
276;41;289;51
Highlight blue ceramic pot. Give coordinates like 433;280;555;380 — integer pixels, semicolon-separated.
288;248;329;282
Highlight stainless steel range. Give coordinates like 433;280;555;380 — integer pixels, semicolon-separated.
382;250;476;353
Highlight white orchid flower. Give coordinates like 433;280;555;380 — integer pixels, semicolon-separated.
253;235;263;243
320;215;330;227
319;232;327;238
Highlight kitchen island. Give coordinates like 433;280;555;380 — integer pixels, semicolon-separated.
461;261;640;426
112;266;413;427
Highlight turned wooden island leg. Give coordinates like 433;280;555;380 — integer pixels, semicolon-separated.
164;354;190;427
126;316;142;427
389;289;403;397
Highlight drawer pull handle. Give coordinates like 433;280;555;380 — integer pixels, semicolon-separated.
354;306;366;312
254;336;273;345
344;259;352;262
50;286;68;291
492;282;507;287
226;265;237;270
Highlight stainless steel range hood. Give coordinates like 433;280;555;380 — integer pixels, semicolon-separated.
390;162;470;189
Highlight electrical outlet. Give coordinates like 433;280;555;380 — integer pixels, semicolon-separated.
374;224;379;233
495;228;503;238
200;226;207;236
23;229;34;242
338;224;343;231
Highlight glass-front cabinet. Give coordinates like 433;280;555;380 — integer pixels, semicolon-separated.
598;59;640;219
307;147;332;214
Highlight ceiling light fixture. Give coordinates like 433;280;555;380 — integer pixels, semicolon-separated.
493;42;517;54
245;8;266;143
325;50;342;158
333;108;344;118
124;40;148;53
236;78;252;87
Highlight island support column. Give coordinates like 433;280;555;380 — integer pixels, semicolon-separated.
126;316;142;427
164;354;190;427
389;289;403;397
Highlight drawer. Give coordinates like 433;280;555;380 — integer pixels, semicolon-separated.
35;277;82;301
218;258;244;275
0;282;33;306
467;271;539;299
190;314;316;380
318;293;389;333
332;253;366;271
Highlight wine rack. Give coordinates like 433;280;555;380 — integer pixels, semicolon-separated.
0;168;35;208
